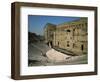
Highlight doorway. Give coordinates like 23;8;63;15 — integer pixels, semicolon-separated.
81;44;84;51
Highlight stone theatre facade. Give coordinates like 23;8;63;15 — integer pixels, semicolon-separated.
44;18;88;55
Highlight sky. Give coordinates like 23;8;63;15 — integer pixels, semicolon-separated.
28;15;81;35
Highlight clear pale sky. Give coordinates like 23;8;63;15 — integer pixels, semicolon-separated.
28;15;81;35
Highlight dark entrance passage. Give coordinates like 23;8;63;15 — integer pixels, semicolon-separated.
47;41;53;48
58;42;59;47
81;44;84;51
50;41;53;48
